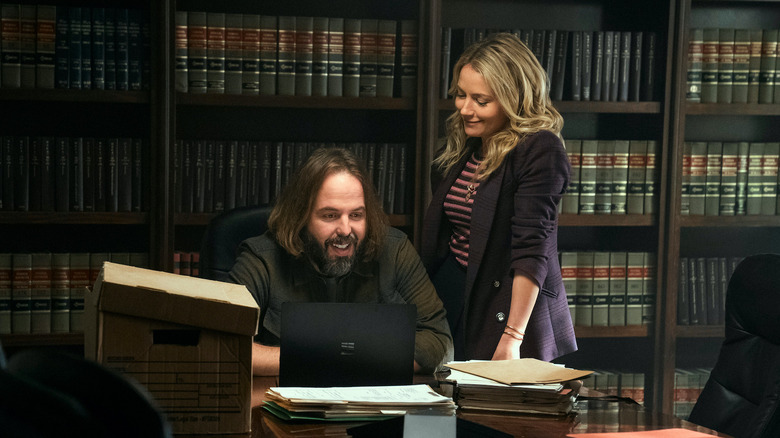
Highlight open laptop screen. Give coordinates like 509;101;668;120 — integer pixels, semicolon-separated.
279;302;416;387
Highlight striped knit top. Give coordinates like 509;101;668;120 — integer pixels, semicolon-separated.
444;152;483;268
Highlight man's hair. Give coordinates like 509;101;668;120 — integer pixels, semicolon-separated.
268;147;388;260
435;32;564;180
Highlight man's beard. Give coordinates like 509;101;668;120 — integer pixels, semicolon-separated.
302;230;361;277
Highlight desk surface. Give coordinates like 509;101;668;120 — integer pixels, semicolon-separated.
241;376;728;438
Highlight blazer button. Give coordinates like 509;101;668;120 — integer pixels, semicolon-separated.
496;312;506;322
493;281;500;288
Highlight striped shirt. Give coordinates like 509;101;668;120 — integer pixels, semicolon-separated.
444;152;483;268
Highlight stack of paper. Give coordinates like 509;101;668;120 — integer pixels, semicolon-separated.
263;384;457;421
444;359;593;416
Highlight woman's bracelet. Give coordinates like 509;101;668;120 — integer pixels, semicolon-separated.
503;329;524;341
505;324;525;337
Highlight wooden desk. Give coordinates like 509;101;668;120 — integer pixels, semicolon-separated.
245;376;728;438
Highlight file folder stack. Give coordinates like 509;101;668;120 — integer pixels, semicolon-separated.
263;384;457;421
442;359;593;416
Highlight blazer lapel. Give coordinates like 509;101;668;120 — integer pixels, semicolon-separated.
463;161;506;306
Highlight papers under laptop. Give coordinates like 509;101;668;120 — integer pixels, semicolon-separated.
279;302;416;387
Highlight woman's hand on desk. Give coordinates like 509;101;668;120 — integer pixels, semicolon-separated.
491;335;522;360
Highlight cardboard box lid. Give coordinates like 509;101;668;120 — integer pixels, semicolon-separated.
95;262;259;336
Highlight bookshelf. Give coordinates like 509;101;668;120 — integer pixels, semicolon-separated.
0;0;161;353
663;0;780;416
3;0;780;416
170;0;424;268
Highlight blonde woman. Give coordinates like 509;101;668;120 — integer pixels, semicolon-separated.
421;33;576;361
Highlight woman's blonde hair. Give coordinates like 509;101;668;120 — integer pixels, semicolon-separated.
434;32;564;179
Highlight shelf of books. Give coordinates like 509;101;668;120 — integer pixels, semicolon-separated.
0;212;149;224
179;93;416;110
660;0;780;416
169;0;425;270
0;0;158;350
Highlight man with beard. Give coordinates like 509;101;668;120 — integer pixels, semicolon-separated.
228;147;454;376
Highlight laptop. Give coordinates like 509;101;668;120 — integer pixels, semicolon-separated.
279;302;416;387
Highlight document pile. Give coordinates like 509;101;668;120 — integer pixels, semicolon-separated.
444;359;593;416
263;384;457;421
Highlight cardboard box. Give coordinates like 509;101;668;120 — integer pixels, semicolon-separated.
85;262;260;435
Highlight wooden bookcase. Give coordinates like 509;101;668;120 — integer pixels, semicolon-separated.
660;0;780;415
2;0;779;415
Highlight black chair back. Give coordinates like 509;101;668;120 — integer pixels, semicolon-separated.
199;205;273;282
0;347;171;438
688;253;780;438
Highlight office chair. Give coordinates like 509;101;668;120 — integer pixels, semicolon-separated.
0;346;171;438
687;253;780;438
200;205;273;282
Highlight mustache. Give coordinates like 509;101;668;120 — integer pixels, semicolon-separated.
325;233;358;247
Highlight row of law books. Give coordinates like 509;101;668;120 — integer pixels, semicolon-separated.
561;251;656;328
172;251;199;277
584;369;646;406
678;256;744;326
0;252;148;335
1;135;149;212
176;11;417;98
686;27;780;104
174;140;411;215
0;4;150;90
440;28;657;102
673;368;712;420
681;141;780;216
561;139;659;216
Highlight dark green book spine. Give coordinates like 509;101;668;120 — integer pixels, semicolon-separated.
359;19;378;97
626;140;647;215
327;18;344;97
311;17;329;97
376;19;396;98
608;251;627;326
241;14;260;95
294;16;313;96
704;142;722;216
224;13;243;95
187;11;207;93
758;29;777;104
595;140;613;214
747;29;763;103
578;140;598;214
276;16;296;96
760;142;779;215
175;11;188;92
688;141;707;215
734;141;750;215
611;140;629;214
686;28;703;102
206;12;226;94
343;19;361;97
745;142;764;215
399;20;417;98
732;29;750;103
719;142;738;216
716;28;734;103
259;15;277;96
700;28;719;103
